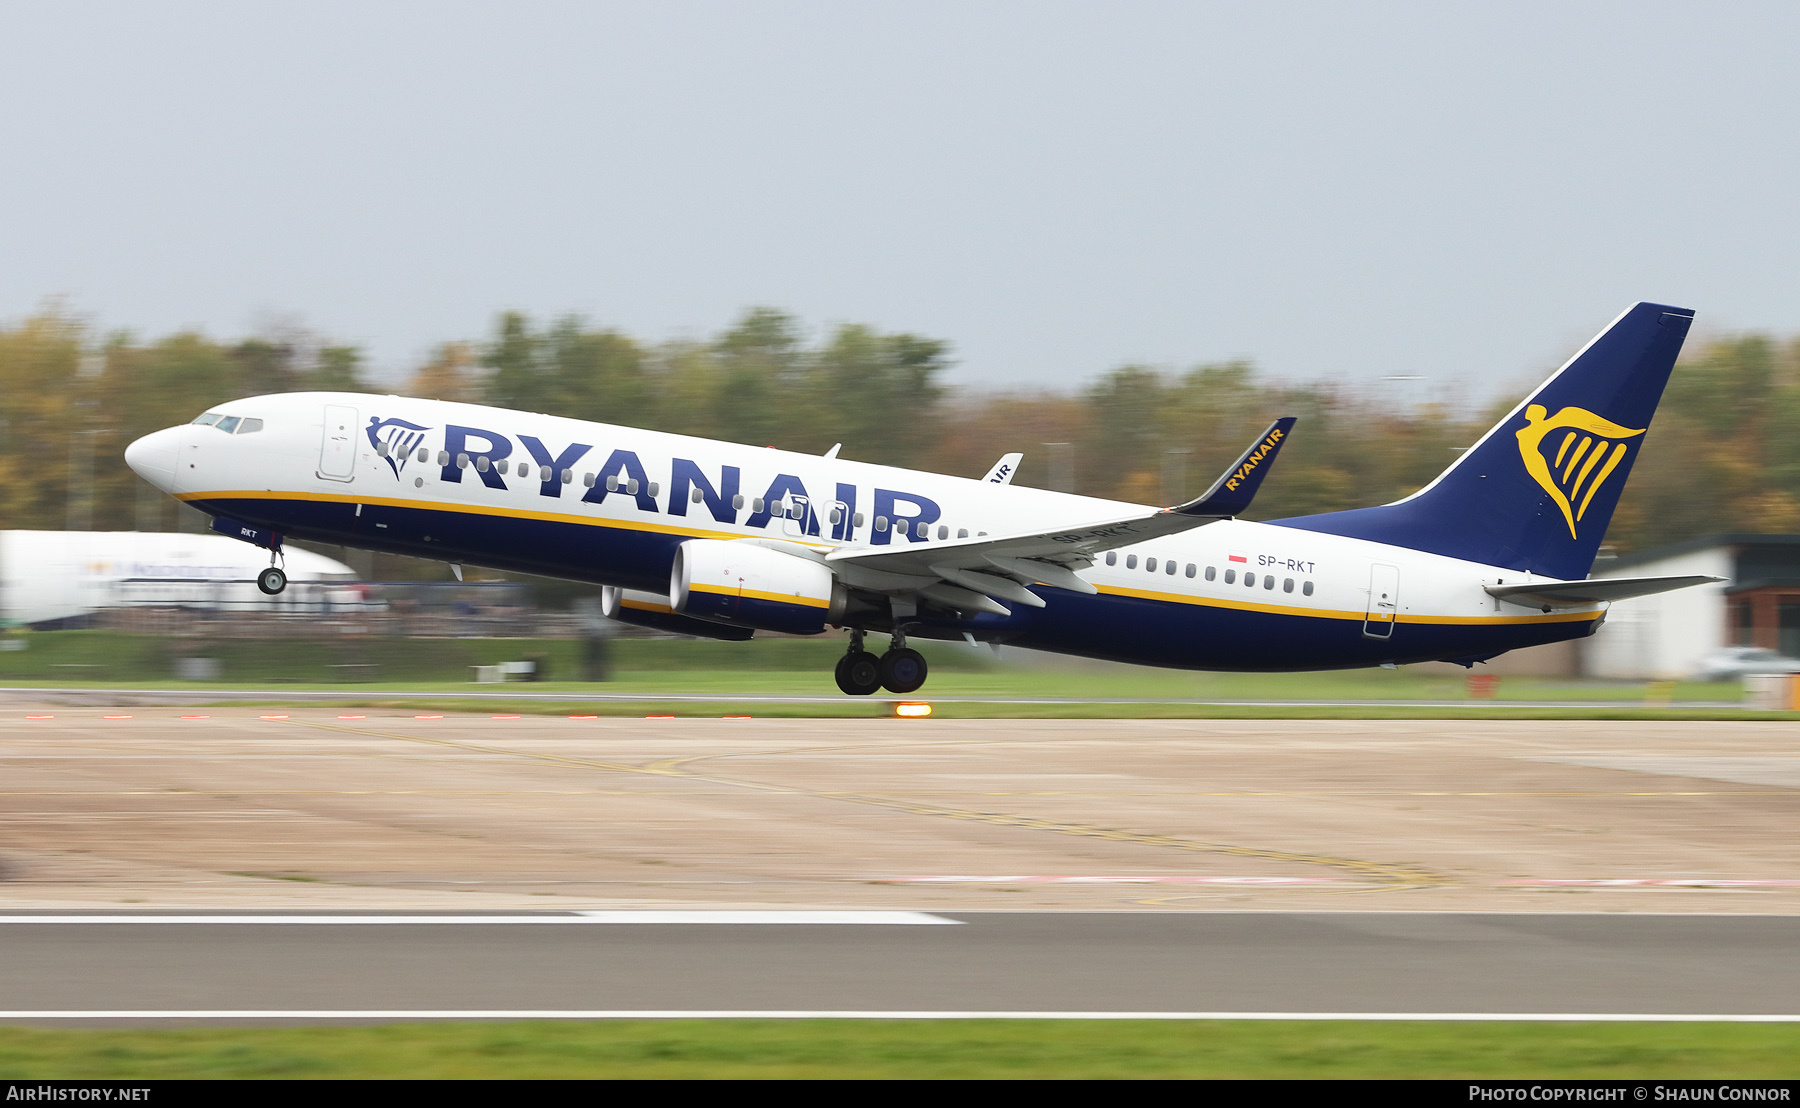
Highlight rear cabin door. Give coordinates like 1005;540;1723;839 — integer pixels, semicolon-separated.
1363;563;1399;639
318;405;358;482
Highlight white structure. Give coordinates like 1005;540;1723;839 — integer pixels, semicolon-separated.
1584;535;1799;679
0;531;359;628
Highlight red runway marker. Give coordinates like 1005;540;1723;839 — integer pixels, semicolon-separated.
568;714;598;720
414;714;444;720
722;715;752;721
24;714;52;720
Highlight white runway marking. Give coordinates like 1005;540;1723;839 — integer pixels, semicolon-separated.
0;911;960;926
1;1011;1796;1022
887;876;1350;885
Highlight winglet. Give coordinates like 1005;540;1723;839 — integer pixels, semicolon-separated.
982;452;1023;485
1171;417;1297;517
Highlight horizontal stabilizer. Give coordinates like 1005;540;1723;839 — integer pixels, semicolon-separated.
1484;574;1723;609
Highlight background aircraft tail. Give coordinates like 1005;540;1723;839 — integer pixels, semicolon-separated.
1272;302;1694;581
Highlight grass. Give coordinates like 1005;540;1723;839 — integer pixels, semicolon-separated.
0;1020;1795;1079
0;630;1745;705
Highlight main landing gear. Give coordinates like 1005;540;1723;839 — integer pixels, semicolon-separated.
834;629;928;696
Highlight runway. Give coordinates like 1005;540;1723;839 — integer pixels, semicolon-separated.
1;710;1795;1023
2;710;1799;913
0;911;1795;1020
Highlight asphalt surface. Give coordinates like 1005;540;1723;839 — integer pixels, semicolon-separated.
1;912;1795;1018
0;686;1739;709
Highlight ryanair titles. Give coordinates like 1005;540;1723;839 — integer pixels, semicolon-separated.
1223;425;1284;493
396;420;942;545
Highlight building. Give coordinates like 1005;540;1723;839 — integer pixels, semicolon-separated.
1583;534;1800;679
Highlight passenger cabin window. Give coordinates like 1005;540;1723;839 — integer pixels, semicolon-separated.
1224;569;1235;584
1185;564;1196;578
695;488;708;505
495;459;509;475
957;528;968;539
875;516;889;532
1244;573;1256;587
1205;566;1216;581
1125;554;1137;569
1283;578;1294;593
1303;581;1314;596
1105;552;1117;566
214;416;241;434
895;519;909;536
1167;560;1177;575
416;448;429;463
854;512;866;527
1263;576;1275;589
1145;557;1156;572
937;525;948;540
518;462;531;478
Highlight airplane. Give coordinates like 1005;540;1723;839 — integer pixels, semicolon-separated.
0;530;360;629
122;301;1717;695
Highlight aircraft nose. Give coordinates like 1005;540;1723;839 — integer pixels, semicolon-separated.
124;426;183;493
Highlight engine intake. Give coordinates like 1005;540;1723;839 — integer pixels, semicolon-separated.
671;539;843;635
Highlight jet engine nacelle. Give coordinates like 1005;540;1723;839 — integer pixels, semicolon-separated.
671;539;843;635
600;586;754;641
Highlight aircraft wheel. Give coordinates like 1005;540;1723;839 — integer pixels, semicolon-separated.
256;566;288;596
878;647;928;694
835;651;882;696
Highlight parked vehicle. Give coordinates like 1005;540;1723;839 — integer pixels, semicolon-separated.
1694;646;1800;683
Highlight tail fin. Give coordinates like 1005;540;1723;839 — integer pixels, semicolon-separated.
1273;302;1694;580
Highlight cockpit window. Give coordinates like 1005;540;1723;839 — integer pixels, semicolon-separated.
236;417;263;434
215;415;242;434
191;412;223;426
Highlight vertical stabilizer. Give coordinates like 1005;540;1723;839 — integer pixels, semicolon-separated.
1273;302;1694;580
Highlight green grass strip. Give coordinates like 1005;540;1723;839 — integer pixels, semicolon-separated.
1;1020;1796;1079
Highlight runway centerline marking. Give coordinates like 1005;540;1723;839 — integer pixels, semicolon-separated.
0;911;960;925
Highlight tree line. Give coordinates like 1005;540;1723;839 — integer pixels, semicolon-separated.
1;304;1795;562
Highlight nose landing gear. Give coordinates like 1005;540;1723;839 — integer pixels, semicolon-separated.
833;629;930;696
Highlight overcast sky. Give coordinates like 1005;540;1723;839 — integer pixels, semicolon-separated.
2;2;1797;397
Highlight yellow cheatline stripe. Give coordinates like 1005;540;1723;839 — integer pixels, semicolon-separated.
191;491;1596;628
619;599;675;614
178;490;830;547
1095;583;1599;627
688;581;831;608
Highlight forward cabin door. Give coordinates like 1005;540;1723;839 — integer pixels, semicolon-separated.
1363;563;1399;639
318;405;358;482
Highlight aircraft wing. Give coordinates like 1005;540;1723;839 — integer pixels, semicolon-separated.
1484;574;1724;610
822;418;1296;615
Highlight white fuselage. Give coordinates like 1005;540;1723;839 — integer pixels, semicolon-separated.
123;392;1600;670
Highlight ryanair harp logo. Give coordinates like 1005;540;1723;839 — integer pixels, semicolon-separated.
366;416;431;479
1515;404;1645;539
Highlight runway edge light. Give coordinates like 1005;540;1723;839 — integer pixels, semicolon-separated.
892;702;932;719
